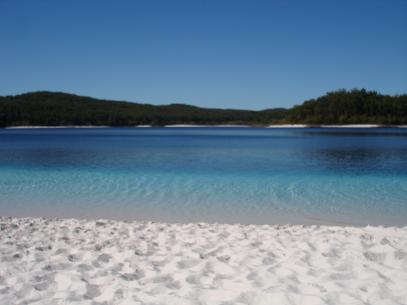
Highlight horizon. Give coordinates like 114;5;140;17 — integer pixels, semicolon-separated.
1;0;406;110
2;88;407;111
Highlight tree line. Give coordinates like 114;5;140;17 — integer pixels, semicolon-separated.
0;89;406;127
287;89;407;125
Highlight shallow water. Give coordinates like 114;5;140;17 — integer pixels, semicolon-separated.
0;127;406;225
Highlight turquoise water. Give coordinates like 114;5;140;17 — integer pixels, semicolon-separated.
0;128;406;225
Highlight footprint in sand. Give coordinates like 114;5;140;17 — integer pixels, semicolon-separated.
120;269;145;281
84;284;101;300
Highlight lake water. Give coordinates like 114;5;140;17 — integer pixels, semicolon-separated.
0;127;406;226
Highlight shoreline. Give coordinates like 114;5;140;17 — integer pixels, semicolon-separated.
1;216;406;304
1;214;405;228
3;124;407;129
2;215;407;228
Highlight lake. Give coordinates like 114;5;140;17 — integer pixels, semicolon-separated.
0;127;406;225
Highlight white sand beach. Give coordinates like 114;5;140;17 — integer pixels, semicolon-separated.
1;217;406;305
320;124;382;128
267;124;385;128
164;124;210;127
267;124;309;128
163;124;250;127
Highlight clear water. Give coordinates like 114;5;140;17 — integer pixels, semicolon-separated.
0;128;406;226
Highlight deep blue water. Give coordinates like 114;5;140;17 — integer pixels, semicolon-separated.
0;127;406;225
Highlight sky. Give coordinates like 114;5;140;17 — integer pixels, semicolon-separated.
0;0;406;109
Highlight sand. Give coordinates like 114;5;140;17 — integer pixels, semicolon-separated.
163;125;250;127
320;124;381;128
1;217;406;305
267;124;384;128
267;124;308;128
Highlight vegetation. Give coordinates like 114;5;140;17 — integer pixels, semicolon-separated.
287;89;407;125
0;89;406;127
0;91;286;127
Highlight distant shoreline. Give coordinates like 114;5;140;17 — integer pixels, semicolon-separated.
2;90;406;128
3;124;407;129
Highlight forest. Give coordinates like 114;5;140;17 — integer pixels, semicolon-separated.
287;89;407;125
0;89;406;127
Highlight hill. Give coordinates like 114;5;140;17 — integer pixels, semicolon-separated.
0;89;406;127
0;91;286;127
287;89;407;125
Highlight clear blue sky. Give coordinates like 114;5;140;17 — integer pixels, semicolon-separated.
1;0;406;109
